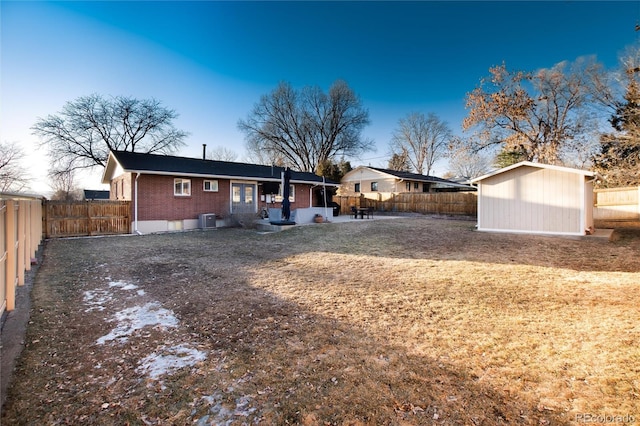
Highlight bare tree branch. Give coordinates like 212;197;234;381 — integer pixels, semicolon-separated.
463;58;603;165
32;94;189;175
389;112;451;175
0;141;30;192
239;80;373;173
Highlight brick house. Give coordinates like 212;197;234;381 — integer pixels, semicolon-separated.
101;151;337;233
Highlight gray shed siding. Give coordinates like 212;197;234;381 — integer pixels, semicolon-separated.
477;165;592;235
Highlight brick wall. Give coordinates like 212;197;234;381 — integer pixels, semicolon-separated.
112;173;315;221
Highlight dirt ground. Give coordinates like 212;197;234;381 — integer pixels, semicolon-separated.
1;217;639;425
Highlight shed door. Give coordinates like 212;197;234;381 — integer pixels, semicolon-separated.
231;183;256;214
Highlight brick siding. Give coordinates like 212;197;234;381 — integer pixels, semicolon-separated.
112;173;314;221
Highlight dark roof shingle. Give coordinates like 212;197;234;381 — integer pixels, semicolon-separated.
367;167;470;186
109;151;336;184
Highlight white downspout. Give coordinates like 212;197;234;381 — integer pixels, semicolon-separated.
134;173;141;234
323;176;328;219
309;185;315;208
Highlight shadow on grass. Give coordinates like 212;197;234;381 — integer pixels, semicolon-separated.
287;217;640;273
1;231;575;425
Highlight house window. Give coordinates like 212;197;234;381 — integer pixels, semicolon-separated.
203;180;218;192
406;182;411;191
174;178;191;196
371;182;378;191
275;184;295;202
354;183;360;193
423;183;430;192
414;182;419;190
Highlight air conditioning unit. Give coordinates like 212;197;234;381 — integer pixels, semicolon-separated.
199;213;216;229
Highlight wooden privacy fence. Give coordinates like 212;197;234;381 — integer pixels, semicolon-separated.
0;195;43;315
594;186;640;221
44;200;131;238
334;192;477;216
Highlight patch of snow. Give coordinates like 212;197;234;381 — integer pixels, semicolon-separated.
83;290;112;312
108;281;139;291
137;344;207;379
96;302;178;345
196;392;256;425
83;280;143;312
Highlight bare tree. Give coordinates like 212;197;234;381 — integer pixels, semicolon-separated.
238;80;373;173
49;169;83;200
463;58;604;165
0;141;30;192
387;150;411;172
447;137;494;179
244;148;287;168
390;112;451;175
207;146;238;162
32;94;188;176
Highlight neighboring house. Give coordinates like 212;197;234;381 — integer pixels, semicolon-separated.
83;189;110;200
101;151;337;233
470;161;596;236
339;166;475;199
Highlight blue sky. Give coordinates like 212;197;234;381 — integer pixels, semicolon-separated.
1;1;639;193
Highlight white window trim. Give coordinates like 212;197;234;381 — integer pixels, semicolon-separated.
274;184;295;202
174;178;191;196
203;179;219;192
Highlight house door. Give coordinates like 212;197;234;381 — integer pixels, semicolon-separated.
231;183;256;214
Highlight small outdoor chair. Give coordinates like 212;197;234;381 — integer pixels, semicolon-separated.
350;206;357;219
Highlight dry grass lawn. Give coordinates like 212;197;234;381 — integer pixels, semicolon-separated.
2;217;639;425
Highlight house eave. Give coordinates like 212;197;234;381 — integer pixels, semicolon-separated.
113;169;339;186
470;161;595;183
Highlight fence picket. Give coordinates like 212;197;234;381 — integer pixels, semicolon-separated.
44;200;131;238
1;196;42;316
594;187;640;221
334;192;477;217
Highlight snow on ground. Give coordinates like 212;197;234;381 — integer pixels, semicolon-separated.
195;392;257;426
137;344;208;379
84;279;261;422
96;302;179;345
85;280;207;381
82;289;112;312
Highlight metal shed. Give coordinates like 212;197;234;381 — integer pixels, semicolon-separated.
470;162;596;236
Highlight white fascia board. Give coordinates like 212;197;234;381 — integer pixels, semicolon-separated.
470;161;595;183
114;169;336;186
101;152;121;184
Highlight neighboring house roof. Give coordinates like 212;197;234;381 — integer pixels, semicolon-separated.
470;161;595;183
101;151;338;186
345;166;475;189
83;190;110;200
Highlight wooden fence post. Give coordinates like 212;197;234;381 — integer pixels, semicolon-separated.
87;200;92;236
5;200;16;311
17;201;26;286
24;200;32;271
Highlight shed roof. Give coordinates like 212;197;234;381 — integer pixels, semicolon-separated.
102;151;338;186
470;161;595;184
